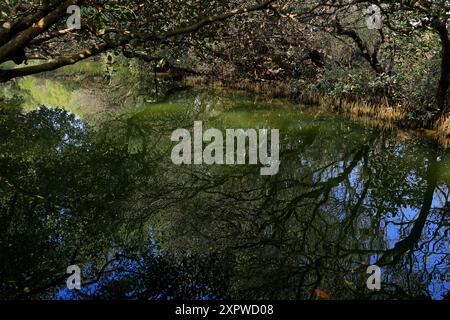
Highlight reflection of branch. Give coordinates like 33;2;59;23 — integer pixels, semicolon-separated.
377;150;439;266
80;256;126;288
341;177;371;237
15;247;79;299
280;145;369;222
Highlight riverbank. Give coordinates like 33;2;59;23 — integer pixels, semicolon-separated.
183;75;450;148
2;60;449;148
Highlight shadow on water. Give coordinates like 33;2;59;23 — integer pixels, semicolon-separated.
0;89;449;300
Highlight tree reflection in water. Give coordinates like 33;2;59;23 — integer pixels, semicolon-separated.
0;100;448;300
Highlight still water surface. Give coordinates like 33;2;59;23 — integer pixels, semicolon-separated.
1;87;449;299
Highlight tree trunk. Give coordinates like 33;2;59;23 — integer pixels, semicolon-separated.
0;0;78;64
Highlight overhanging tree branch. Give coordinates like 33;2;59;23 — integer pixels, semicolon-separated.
157;0;278;40
0;0;80;64
0;0;279;82
0;42;108;82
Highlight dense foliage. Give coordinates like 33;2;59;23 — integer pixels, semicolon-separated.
0;1;448;123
